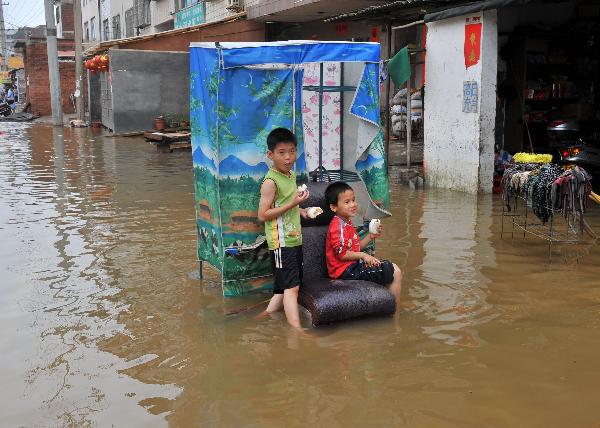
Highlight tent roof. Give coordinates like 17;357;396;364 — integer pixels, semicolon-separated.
190;41;381;68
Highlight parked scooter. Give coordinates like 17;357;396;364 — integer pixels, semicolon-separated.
555;119;600;189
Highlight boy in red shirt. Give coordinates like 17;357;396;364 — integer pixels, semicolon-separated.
325;182;402;298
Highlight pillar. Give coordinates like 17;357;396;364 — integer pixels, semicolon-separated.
423;9;497;193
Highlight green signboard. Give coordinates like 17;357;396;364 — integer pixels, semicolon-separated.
175;2;206;29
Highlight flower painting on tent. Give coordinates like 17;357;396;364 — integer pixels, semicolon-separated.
301;62;341;172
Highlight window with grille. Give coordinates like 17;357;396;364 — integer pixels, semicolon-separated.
103;19;110;41
133;0;151;28
112;15;121;39
90;17;96;41
125;8;134;37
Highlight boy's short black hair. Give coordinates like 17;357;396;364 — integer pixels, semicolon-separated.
325;181;353;210
267;128;297;151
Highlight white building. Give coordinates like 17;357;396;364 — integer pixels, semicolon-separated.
80;0;244;44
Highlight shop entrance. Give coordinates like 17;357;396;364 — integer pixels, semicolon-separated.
498;0;600;178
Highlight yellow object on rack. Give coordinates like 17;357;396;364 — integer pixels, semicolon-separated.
513;152;553;164
590;191;600;204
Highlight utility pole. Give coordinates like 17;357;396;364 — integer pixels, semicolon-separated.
44;0;63;126
73;0;84;120
0;1;8;71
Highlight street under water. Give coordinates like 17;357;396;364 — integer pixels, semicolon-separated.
1;123;600;427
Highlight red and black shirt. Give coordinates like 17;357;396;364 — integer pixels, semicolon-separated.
326;216;360;279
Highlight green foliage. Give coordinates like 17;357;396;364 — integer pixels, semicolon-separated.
190;71;198;91
364;66;380;120
218;175;261;222
223;276;274;296
360;165;390;210
224;256;271;281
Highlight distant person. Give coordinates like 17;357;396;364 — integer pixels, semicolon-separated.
0;85;5;103
324;181;402;299
257;127;309;329
6;86;15;111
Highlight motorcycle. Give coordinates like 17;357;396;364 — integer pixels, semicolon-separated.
0;101;11;117
554;119;600;189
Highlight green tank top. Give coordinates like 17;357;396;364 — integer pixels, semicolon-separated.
263;168;302;250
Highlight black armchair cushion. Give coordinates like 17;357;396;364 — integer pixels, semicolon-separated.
299;278;396;326
301;225;329;282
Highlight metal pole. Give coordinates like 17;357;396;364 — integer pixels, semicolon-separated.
45;0;63;126
318;62;323;181
74;0;85;121
385;21;392;172
340;62;344;171
0;0;8;71
406;71;412;168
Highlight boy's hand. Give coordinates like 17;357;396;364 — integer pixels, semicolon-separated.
300;208;309;219
362;253;381;267
293;189;310;207
368;223;383;239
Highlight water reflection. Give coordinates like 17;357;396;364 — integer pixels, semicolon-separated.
2;124;600;427
413;190;496;347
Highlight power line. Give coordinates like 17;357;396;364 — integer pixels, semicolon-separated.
8;0;45;28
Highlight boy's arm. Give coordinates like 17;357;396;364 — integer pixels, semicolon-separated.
339;250;380;267
359;235;374;250
257;179;309;222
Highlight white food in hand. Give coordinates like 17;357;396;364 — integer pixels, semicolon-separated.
306;207;323;219
369;219;381;235
297;184;308;193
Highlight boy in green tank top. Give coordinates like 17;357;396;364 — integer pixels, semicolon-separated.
258;128;309;328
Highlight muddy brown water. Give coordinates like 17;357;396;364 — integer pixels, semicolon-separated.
2;124;600;427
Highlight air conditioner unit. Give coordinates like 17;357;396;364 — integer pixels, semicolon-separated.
226;0;242;12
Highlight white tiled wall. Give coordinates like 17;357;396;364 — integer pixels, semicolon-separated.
151;0;175;28
206;0;241;23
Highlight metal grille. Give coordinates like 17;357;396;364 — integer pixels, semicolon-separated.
125;8;134;37
102;19;110;41
134;0;151;28
100;72;113;131
112;15;121;39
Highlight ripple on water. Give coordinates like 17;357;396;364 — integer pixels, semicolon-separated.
2;124;600;427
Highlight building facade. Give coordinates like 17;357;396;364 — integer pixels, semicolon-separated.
80;0;246;44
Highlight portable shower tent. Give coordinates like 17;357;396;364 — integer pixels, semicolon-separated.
190;41;391;296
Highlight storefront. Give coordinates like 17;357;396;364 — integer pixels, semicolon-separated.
497;1;599;156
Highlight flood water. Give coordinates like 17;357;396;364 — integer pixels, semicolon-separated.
2;123;600;427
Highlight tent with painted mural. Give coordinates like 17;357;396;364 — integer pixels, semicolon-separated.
190;41;391;298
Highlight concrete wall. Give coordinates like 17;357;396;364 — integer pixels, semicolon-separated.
108;49;189;133
423;10;497;194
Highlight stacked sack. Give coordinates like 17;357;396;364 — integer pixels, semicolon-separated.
390;88;424;137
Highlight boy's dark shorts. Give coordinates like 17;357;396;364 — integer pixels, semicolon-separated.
339;260;395;285
270;246;303;294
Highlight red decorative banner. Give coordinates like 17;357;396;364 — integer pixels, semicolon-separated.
464;19;482;68
370;26;379;43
